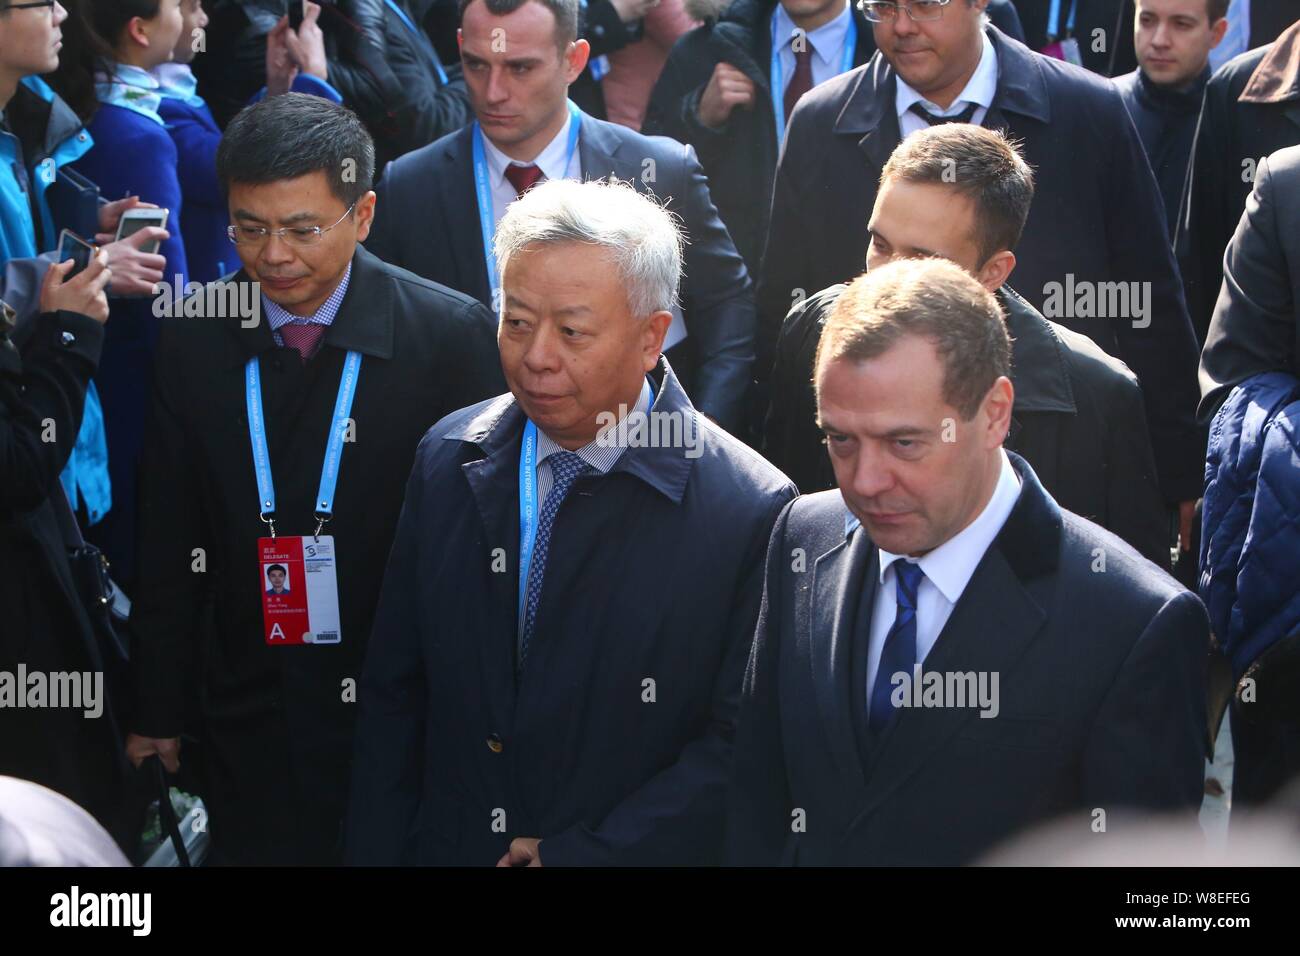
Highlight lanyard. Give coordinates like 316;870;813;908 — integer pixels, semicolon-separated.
516;380;654;621
770;7;857;146
1046;0;1078;40
472;99;582;310
383;0;449;85
246;349;363;537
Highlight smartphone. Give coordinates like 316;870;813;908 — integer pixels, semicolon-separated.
57;229;96;280
288;0;304;29
114;207;170;255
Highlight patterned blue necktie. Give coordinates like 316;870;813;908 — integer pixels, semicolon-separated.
869;560;926;735
520;450;592;668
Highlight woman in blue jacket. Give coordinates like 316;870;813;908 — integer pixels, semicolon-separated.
54;0;187;586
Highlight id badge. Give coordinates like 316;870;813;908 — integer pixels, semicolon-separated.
259;536;342;645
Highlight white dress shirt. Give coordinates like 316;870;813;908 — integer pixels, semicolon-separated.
772;1;853;93
481;111;581;230
863;449;1022;707
895;29;999;139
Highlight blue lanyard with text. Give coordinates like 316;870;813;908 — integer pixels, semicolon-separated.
472;99;582;310
1046;0;1078;40
516;380;654;621
384;0;449;84
770;8;856;146
245;349;363;537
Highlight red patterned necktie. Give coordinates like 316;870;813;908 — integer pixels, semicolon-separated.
505;163;545;200
279;322;326;362
784;38;816;123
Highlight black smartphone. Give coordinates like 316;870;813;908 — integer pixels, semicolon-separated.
57;229;96;280
288;0;304;29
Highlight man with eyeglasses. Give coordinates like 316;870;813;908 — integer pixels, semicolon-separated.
756;0;1205;569
126;93;504;865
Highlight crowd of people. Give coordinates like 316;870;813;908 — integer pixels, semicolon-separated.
1;0;1298;867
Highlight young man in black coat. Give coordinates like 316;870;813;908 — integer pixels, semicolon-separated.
1114;0;1228;235
125;95;504;865
764;124;1170;567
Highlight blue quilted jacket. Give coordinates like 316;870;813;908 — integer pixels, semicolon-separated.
1200;372;1300;679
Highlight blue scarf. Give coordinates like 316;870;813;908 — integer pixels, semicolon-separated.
152;62;206;109
94;63;166;127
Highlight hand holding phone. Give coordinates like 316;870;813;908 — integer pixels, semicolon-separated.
114;207;170;255
42;248;112;323
57;229;96;281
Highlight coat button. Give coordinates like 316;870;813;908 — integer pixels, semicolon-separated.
486;733;504;753
60;331;75;346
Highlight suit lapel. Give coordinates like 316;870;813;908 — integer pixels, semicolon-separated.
441;129;492;304
577;112;625;183
810;528;875;792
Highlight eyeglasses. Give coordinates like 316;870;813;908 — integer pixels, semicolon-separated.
227;204;357;247
6;1;57;10
858;0;952;23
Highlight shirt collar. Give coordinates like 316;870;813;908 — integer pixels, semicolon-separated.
481;110;575;187
536;375;653;473
874;449;1021;604
264;262;353;331
895;29;998;118
772;1;852;69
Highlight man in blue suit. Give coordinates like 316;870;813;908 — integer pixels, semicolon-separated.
726;258;1207;866
347;179;795;866
365;0;757;435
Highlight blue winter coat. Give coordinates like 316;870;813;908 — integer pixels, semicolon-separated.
1200;371;1300;678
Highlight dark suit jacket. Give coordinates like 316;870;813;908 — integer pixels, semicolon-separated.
725;453;1208;866
345;359;796;865
764;284;1170;567
365;108;757;434
1200;145;1300;421
757;26;1203;503
130;246;504;864
1177;25;1300;345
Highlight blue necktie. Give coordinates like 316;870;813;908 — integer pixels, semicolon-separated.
520;450;592;669
869;561;925;735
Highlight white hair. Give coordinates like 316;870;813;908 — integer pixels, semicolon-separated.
493;177;684;318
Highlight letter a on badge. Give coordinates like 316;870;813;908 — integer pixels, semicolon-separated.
269;622;287;641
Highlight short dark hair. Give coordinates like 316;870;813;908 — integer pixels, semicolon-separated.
817;258;1010;421
880;124;1035;265
216;94;375;207
267;564;286;576
458;0;579;47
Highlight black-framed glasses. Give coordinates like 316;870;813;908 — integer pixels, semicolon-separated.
6;0;58;10
227;203;357;247
858;0;952;23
